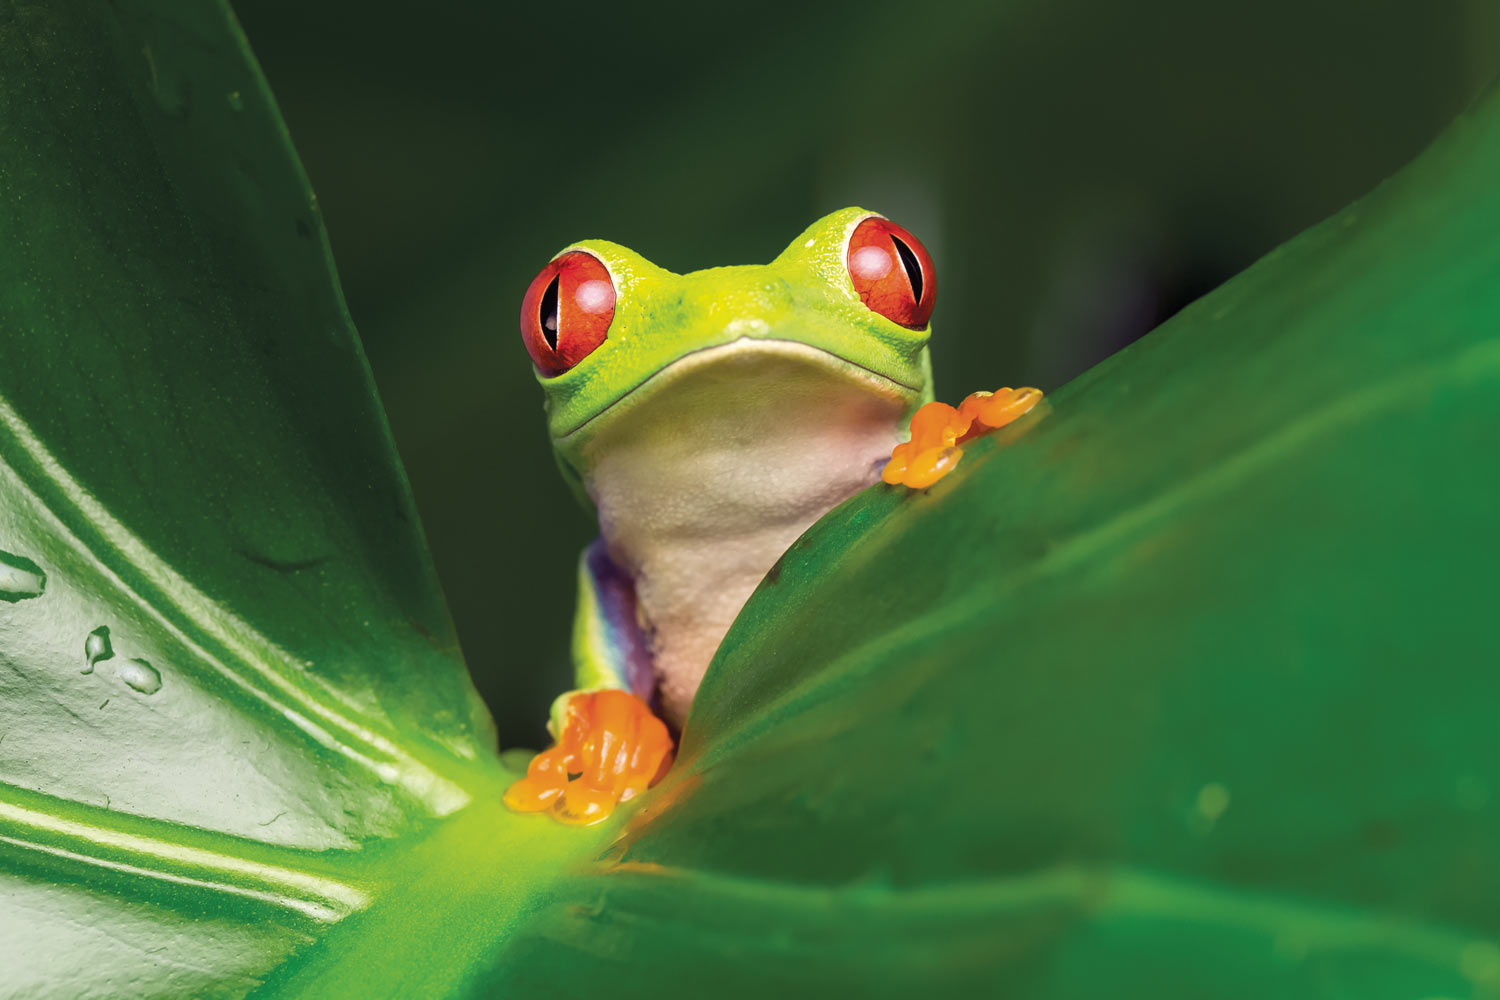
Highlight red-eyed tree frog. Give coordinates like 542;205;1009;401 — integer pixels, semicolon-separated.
503;207;1041;824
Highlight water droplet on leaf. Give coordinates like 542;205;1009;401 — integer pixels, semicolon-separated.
0;550;45;602
115;658;162;695
83;626;113;674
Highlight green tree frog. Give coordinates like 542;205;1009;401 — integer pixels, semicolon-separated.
503;207;1040;824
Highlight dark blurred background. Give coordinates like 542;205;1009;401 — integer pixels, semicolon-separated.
231;0;1498;749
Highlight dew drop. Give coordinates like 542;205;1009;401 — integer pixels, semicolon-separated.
83;626;113;674
227;90;243;111
115;658;162;695
0;549;45;602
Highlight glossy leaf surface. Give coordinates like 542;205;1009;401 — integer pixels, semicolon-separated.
1;2;1497;997
0;2;504;994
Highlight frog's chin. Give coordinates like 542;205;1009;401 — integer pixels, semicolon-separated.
553;336;922;445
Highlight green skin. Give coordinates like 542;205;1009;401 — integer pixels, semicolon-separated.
535;207;934;730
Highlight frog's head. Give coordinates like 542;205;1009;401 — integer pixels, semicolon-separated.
519;207;937;502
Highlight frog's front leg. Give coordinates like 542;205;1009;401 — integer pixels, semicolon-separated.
882;387;1044;489
503;541;674;825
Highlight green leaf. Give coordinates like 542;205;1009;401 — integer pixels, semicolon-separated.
2;2;1497;998
0;1;521;994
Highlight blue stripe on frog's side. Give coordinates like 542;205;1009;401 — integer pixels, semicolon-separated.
570;538;658;709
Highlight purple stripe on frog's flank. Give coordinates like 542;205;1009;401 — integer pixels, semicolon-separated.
586;538;659;712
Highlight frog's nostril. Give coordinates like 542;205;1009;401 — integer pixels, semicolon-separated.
752;276;795;312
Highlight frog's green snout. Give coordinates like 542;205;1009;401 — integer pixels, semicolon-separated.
684;269;794;330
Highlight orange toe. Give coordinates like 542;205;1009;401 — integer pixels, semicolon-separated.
961;387;1042;439
502;775;565;811
907;401;970;447
882;442;912;484
556;782;617;825
902;446;962;489
502;744;572;811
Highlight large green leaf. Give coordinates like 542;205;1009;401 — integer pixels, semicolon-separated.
2;2;1497;998
0;1;508;994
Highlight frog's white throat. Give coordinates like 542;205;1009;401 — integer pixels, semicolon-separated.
575;339;916;728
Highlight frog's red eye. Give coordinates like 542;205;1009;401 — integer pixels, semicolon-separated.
520;251;616;377
846;217;936;330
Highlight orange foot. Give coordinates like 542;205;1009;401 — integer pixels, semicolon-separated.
882;387;1043;489
503;689;675;825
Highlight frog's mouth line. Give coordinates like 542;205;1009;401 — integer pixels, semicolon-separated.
553;337;923;441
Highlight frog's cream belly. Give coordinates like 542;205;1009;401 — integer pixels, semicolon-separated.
574;339;915;727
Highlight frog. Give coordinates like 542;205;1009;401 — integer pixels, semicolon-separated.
502;207;1041;824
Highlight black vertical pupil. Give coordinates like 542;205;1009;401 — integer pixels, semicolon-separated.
891;235;923;302
539;274;560;351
